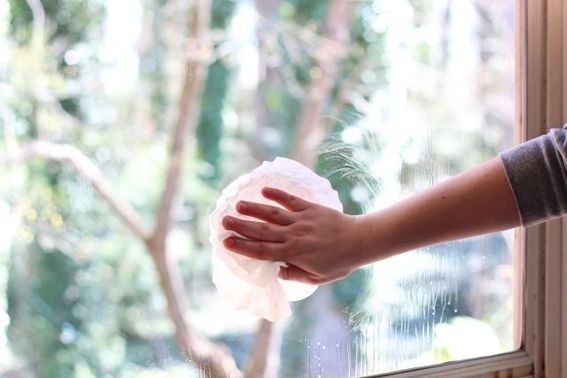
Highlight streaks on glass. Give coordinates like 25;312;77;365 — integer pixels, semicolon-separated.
292;233;511;377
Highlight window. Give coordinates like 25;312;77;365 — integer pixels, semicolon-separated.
0;0;564;376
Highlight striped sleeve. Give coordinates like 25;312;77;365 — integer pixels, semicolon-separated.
500;125;567;226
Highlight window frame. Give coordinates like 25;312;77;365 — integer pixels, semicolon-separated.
369;0;566;376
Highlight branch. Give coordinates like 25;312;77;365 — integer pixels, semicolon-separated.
152;0;212;247
143;0;243;375
1;140;242;376
2;141;150;241
244;319;274;378
24;0;45;52
147;244;241;377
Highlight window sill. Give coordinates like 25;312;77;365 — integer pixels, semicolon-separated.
369;350;532;378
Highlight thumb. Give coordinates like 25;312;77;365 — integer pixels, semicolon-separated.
278;265;317;284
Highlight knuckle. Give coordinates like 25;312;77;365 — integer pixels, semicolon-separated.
279;241;293;260
240;220;252;231
260;223;270;232
291;223;311;237
258;223;270;239
282;238;295;252
254;241;269;254
230;218;243;230
303;208;317;220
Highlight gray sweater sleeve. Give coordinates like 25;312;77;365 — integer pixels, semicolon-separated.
500;125;567;226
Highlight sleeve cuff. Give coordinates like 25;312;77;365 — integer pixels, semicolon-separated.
499;126;567;226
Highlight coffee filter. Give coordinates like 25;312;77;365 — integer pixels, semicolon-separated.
209;157;343;321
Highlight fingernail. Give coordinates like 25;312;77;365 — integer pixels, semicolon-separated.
224;238;235;247
237;202;247;211
223;216;234;226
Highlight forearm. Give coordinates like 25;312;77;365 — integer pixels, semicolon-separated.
356;157;522;264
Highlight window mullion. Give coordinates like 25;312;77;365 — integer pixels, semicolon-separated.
521;0;547;375
522;0;566;377
544;0;564;376
563;0;567;372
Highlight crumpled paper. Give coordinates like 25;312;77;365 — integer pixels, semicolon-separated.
209;157;343;321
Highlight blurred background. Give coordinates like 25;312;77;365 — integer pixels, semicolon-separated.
0;0;516;376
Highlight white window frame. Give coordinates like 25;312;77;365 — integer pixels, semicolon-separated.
368;0;566;376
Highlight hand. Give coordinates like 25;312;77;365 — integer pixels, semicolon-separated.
222;158;523;286
222;187;362;284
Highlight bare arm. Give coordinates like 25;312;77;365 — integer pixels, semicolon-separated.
353;156;521;265
222;157;521;284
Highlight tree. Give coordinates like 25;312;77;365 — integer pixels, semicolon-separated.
2;0;513;375
3;0;242;375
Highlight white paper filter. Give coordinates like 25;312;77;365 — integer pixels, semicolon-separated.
209;157;343;321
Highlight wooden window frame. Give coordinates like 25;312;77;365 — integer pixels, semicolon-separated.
369;0;566;376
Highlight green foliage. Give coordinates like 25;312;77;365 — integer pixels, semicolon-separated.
7;245;82;377
211;0;236;28
195;0;236;182
266;90;302;159
9;0;104;45
331;268;370;311
196;61;230;182
7;0;104;133
282;0;327;25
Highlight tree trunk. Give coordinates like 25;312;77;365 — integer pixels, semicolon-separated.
147;0;241;375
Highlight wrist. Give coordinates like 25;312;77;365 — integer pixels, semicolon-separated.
353;209;402;265
348;213;379;267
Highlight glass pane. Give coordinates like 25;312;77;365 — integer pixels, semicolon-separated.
0;0;516;376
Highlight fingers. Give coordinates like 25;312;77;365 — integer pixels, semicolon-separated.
223;237;284;261
224;238;326;284
223;216;285;242
236;201;294;225
262;187;311;212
